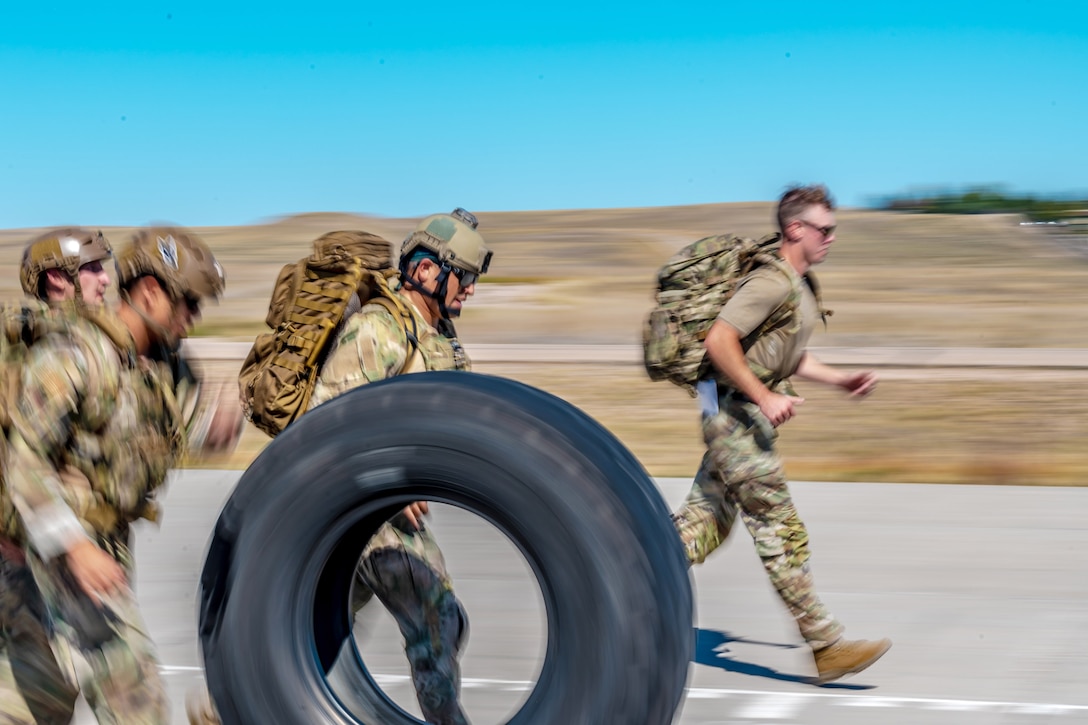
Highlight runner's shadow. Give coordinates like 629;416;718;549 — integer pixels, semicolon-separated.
693;628;873;690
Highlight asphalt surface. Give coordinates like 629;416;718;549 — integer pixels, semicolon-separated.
68;471;1088;725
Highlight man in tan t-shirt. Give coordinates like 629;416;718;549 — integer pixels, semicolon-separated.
671;184;892;684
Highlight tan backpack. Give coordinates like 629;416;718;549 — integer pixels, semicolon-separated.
239;231;417;438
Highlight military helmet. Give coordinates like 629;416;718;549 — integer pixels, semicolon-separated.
114;226;225;303
400;208;493;276
20;227;113;298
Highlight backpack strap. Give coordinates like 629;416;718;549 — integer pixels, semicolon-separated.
367;291;423;375
760;252;833;328
76;305;139;368
802;272;833;326
721;254;806;388
759;254;804;331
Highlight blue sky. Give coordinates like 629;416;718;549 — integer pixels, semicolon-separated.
2;2;1086;227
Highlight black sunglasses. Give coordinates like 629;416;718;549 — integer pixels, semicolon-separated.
797;219;836;238
450;267;479;288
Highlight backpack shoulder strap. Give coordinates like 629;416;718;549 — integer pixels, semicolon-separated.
802;272;833;326
77;306;138;366
366;287;423;374
747;254;806;338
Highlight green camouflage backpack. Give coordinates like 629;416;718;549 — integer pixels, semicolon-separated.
643;232;821;394
0;300;78;538
239;230;417;438
0;300;55;433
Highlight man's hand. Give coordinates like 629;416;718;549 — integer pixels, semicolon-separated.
840;370;878;398
205;383;245;452
65;538;127;601
401;502;430;530
758;392;805;427
0;536;26;566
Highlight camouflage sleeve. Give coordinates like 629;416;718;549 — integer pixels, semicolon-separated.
157;349;244;458
309;305;410;409
169;351;212;454
175;355;204;450
6;335;95;559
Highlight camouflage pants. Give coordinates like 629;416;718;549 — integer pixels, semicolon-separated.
353;520;470;725
0;552;77;725
6;546;169;724
188;520;470;725
672;394;844;650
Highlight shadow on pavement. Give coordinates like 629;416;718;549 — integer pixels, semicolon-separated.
692;628;874;690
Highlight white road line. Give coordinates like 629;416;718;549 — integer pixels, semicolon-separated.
733;692;808;719
693;687;1088;715
160;666;203;674
161;667;1088;716
373;674;534;692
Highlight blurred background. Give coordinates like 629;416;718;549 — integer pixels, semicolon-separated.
3;2;1086;485
5;10;1087;721
2;194;1084;484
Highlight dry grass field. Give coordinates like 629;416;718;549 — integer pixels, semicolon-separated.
3;203;1086;484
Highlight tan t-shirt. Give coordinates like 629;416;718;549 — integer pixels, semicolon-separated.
716;265;819;382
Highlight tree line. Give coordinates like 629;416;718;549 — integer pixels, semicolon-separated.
875;187;1088;223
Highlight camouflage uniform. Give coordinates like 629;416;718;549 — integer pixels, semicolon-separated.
672;263;846;650
0;299;81;725
0;541;79;725
310;292;470;725
2;307;220;724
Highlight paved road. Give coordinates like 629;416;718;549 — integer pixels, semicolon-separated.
69;472;1088;724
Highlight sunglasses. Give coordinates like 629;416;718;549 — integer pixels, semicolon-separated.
182;294;202;315
450;267;479;288
797;219;836;238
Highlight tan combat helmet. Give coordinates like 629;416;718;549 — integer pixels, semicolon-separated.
114;226;225;306
399;208;493;280
20;227;113;299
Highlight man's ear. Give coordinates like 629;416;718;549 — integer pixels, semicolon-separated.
129;276;164;306
782;219;802;242
414;257;438;283
44;268;70;289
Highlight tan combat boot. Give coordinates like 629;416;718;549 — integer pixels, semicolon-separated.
812;637;892;684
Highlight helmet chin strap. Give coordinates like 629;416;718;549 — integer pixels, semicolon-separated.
434;265;460;320
119;288;181;350
401;263;459;321
71;274;85;308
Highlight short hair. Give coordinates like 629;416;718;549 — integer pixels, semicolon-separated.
406;249;439;267
777;184;836;232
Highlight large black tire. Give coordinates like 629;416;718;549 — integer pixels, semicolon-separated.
198;372;692;724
